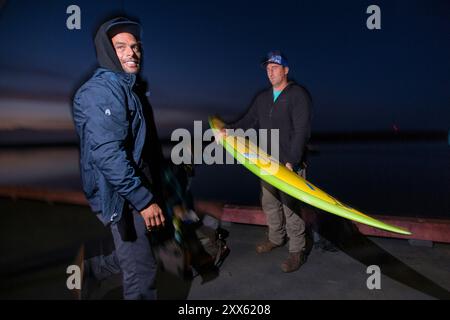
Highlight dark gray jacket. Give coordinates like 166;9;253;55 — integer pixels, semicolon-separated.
227;82;312;168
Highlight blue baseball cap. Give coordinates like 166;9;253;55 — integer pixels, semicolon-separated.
261;50;289;68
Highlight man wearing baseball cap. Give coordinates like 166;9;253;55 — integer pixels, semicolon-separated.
72;17;165;299
224;50;312;273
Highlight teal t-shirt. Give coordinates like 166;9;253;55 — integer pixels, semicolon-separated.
273;89;282;102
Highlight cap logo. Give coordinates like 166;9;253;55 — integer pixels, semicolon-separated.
268;55;282;64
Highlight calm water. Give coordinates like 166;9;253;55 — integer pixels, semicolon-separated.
1;141;449;218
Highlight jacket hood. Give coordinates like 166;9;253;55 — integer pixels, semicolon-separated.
94;17;142;73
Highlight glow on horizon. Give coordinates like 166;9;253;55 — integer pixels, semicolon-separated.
0;98;74;130
0;97;211;135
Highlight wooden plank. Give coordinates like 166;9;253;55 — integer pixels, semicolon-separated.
2;187;449;243
0;186;225;222
354;216;450;243
222;205;266;225
0;186;88;205
222;205;450;244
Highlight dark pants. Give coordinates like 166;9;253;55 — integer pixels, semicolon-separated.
261;179;306;253
109;206;157;300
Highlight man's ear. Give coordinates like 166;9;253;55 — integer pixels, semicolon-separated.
284;67;289;76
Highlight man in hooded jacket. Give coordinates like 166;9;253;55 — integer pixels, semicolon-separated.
72;17;165;300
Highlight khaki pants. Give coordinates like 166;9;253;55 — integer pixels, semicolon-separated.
261;172;306;253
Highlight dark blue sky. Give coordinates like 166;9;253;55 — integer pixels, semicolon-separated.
0;0;449;135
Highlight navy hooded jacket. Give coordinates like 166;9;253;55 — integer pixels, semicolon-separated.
72;18;161;225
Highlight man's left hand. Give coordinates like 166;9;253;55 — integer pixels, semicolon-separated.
285;162;294;171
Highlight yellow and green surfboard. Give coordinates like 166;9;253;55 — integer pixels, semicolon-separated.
209;116;411;235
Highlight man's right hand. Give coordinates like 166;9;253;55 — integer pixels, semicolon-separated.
140;203;165;231
216;128;227;140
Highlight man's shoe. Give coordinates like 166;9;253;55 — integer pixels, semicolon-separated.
281;251;306;273
256;240;282;254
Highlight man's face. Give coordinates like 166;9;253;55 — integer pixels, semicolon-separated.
111;32;142;74
266;63;289;88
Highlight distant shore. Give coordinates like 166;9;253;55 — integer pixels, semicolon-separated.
0;129;448;148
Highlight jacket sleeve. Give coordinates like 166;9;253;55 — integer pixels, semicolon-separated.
226;97;259;131
286;89;312;166
79;84;153;211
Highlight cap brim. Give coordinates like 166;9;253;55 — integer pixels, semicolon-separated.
106;21;141;40
260;61;285;68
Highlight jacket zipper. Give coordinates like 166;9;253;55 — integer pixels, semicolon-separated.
269;83;291;118
269;102;274;118
131;92;142;119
